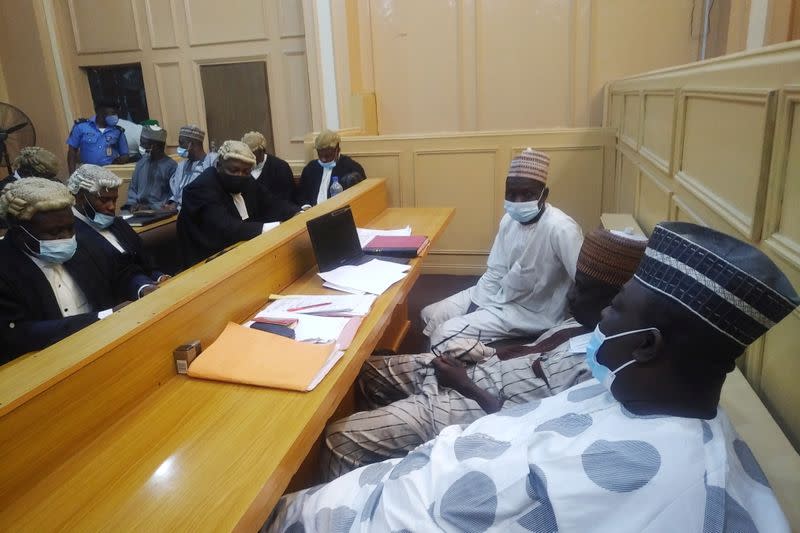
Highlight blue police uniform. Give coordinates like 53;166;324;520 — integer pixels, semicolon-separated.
67;115;128;166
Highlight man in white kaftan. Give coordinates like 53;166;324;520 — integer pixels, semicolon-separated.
422;149;583;345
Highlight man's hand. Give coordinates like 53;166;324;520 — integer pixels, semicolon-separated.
432;356;471;391
138;284;159;298
162;201;178;212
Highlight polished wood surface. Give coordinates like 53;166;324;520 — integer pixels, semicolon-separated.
132;213;177;234
0;179;453;531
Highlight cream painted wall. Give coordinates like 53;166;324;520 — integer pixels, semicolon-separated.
41;0;317;167
605;41;800;453
333;0;707;134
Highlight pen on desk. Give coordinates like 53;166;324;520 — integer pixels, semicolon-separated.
287;301;333;312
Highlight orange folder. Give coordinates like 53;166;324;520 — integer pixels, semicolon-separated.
187;322;339;391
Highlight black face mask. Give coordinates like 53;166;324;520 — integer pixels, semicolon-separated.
217;171;251;194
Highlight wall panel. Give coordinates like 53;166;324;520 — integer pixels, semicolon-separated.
347;152;402;207
621;92;641;149
617;151;638;215
640;91;675;173
414;149;497;254
153;63;188;145
637;168;672;235
68;0;141;54
145;0;179;49
184;0;271;45
279;0;305;38
675;90;775;240
476;0;572;130
282;50;313;142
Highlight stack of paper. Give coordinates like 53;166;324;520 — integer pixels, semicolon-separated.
247;313;362;348
356;226;412;248
318;259;411;295
187;322;344;391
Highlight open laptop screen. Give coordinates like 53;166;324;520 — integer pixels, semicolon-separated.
306;206;364;272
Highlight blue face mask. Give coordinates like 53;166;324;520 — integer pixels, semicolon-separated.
318;159;336;170
176;147;189;158
504;189;545;223
20;226;77;264
104;114;119;127
82;194;115;229
585;324;659;390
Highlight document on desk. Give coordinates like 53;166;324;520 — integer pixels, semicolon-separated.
187;322;343;391
264;294;377;317
318;259;411;295
250;313;361;347
357;226;412;248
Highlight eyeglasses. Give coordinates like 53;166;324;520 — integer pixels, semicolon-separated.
430;325;483;360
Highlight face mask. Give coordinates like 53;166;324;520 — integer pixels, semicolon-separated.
318;159;336;170
138;146;151;156
585;324;660;390
504;189;545;223
19;226;77;264
82;194;115;229
218;171;251;194
104;114;119;127
176;147;189;158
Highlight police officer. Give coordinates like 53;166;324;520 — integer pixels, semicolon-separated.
66;99;130;174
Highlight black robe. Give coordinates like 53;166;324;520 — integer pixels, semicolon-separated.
255;154;297;205
73;215;165;284
0;233;144;363
177;167;300;267
295;155;366;207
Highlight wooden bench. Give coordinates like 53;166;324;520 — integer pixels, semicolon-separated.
0;178;454;531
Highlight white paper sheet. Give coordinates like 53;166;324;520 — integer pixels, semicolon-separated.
317;259;410;295
253;311;351;344
356;226;412;248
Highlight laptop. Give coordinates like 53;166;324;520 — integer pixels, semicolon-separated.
306;206;409;272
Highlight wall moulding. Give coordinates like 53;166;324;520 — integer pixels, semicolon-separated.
673;87;778;241
68;0;142;54
762;86;800;269
640;89;678;176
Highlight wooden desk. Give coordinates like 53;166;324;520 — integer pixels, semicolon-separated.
132;213;177;234
0;179;453;531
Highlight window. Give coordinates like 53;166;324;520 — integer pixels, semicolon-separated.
84;64;149;123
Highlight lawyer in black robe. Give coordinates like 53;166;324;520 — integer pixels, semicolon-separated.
73;215;166;283
177;166;300;267
256;154;297;205
295;155;366;207
0;232;145;363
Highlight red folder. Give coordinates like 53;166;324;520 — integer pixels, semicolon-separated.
364;235;430;257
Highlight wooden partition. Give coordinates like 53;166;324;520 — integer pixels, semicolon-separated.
604;42;800;454
0;179;387;523
307;128;617;274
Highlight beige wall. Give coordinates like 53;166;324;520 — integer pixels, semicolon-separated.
38;0;318;166
310;128;616;274
605;41;800;451
334;0;707;134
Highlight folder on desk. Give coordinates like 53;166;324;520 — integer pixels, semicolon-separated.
187;322;342;391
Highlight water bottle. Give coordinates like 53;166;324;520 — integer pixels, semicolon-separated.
329;176;343;197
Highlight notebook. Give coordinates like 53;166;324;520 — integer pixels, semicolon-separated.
187;322;343;391
306;206;408;272
364;235;430;257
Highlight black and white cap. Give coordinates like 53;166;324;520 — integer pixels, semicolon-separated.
634;222;798;347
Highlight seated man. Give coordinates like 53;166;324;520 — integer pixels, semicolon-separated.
0;178;151;363
68;164;169;283
165;125;210;210
241;131;297;204
177;140;300;267
322;228;648;479
264;221;797;532
125;125;177;211
0;147;61;229
422;148;584;345
296;129;366;207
